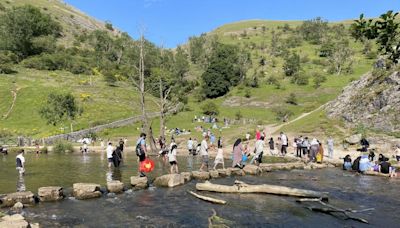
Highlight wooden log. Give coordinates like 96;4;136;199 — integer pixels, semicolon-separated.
188;191;226;205
259;162;305;171
196;180;328;200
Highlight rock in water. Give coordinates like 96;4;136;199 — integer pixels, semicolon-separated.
106;181;124;193
130;176;148;189
11;202;23;213
209;170;219;178
243;165;262;175
217;169;232;177
192;171;211;180
227;168;245;176
0;214;29;228
0;192;35;207
154;174;185;188
72;183;102;200
180;172;192;183
38;186;63;202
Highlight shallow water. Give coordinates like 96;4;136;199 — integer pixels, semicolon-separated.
1;152;400;227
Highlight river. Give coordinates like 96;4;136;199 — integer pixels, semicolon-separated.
1;151;399;227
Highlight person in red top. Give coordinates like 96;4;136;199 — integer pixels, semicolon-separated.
255;129;261;140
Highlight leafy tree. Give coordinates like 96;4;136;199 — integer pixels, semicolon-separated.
298;17;328;44
174;46;189;80
328;39;354;75
351;11;400;64
0;5;61;58
283;52;301;76
39;92;81;126
291;74;309;85
188;34;206;64
201;101;219;116
201;43;241;98
105;21;114;31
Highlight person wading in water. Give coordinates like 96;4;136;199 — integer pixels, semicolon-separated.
136;133;148;177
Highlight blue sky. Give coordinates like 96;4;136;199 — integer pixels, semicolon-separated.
65;0;400;48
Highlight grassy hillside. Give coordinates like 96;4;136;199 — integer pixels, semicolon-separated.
0;0;118;46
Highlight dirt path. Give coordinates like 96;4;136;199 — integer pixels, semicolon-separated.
2;87;19;120
267;103;328;134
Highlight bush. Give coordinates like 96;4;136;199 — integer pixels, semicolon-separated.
53;140;74;153
312;72;327;88
291;73;309;85
0;51;18;64
286;93;298;105
201;101;219;116
283;52;301;76
0;64;16;74
244;88;251;98
272;107;293;122
235;110;243;120
105;21;114;31
40;146;49;154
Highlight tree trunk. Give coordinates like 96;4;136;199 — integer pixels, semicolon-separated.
196;180;328;200
159;78;165;139
188;191;226;205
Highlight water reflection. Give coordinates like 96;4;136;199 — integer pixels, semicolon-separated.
17;174;26;192
81;154;91;164
106;168;122;182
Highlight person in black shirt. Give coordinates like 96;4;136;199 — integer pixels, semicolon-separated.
379;158;397;177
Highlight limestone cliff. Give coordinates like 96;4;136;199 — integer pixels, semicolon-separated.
326;71;400;134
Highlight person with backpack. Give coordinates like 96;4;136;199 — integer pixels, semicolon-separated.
136;133;148;177
168;144;179;174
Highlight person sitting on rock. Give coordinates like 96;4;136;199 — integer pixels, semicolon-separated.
360;138;369;152
379;157;397;178
343;154;352;170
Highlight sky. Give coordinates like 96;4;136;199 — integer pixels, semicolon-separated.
64;0;400;48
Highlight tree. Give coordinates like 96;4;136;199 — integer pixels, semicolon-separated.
298;17;328;44
286;93;298;105
283;52;301;76
201;101;219;116
188;34;206;64
174;46;189;81
39;92;81;131
351;11;400;64
201;43;242;98
328;39;354;75
0;5;61;59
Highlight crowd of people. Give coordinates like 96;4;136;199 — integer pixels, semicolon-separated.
342;151;397;177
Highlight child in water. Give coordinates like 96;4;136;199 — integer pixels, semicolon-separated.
168;144;179;174
213;143;225;169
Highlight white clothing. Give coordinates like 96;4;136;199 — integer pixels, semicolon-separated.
327;139;334;147
16;154;25;167
200;139;208;156
255;140;264;155
281;134;288;145
168;149;177;162
187;140;194;150
311;138;319;146
245;133;250;140
106;145;113;159
216;148;224;159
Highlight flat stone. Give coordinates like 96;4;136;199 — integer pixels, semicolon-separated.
180;172;192;182
217;169;231;177
192;171;211;180
38;186;63;202
130;176;148;190
2;214;25;221
154;174;184;188
106;181;124;193
72;183;102;200
209;170;219;178
0;219;29;228
243;165;262;175
0;192;35;207
227;168;245;176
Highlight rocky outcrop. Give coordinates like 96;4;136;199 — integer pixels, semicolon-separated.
0;214;39;228
326;71;400;134
130;176;148;189
72;183;102;200
227;168;245;176
106;181;124;193
180;172;192;182
209;170;220;178
217;169;232;177
38;186;63;201
154;174;185;187
0;191;35;207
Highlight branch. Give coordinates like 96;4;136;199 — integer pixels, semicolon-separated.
188;191;227;205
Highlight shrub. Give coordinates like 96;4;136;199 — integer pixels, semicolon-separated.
53;140;74;153
0;51;18;64
201;101;219;116
40;146;49;154
272;107;293;122
235;110;243;120
291;73;309;85
0;64;16;74
286;93;298;105
312;72;327;88
244;88;251;98
105;21;114;31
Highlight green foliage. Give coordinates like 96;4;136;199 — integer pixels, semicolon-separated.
0;5;61;58
235;110;243;120
283;52;301;76
298;17;328;44
105;21;114;31
285;93;297;105
327;39;354;75
201;101;219;116
174;46;189;80
291;73;309;85
39;92;81;126
312;72;327;88
272;106;294;122
188;34;207;64
201;43;242;98
0;63;16;74
53;140;74;153
244;88;251;98
352;11;400;63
